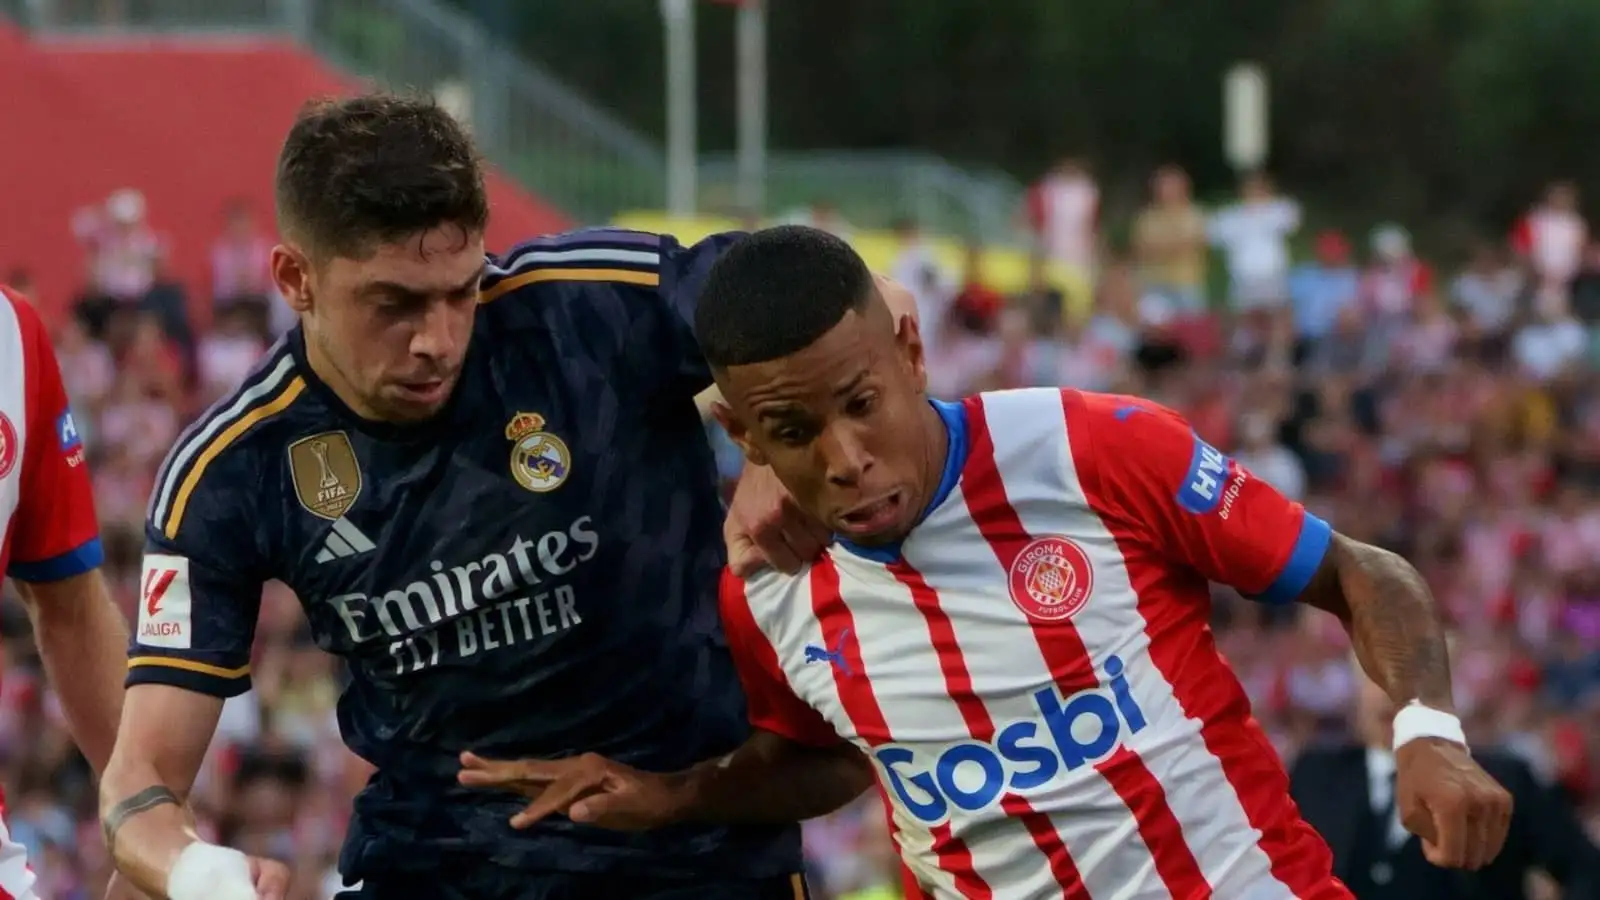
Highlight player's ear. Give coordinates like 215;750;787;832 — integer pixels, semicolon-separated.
896;313;928;394
271;244;314;313
711;401;770;467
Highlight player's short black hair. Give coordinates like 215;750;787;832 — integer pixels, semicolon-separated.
694;225;876;367
275;92;489;260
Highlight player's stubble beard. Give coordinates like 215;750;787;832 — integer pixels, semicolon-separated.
302;300;417;425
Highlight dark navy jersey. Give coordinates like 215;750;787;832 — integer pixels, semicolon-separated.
130;229;801;879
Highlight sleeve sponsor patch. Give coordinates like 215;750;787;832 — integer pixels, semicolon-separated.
138;554;192;649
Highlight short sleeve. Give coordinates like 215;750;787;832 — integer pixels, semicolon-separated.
129;448;267;697
5;289;102;583
482;228;743;404
718;569;841;747
651;231;744;395
1064;390;1331;603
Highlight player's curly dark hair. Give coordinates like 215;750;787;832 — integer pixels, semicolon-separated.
694;225;877;367
275;92;489;260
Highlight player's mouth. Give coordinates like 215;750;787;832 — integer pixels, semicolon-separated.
395;377;449;405
836;491;906;538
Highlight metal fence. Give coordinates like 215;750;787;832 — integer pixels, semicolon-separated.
699;151;1026;243
8;0;1027;242
14;0;667;224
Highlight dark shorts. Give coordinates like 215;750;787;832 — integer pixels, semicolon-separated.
337;869;812;900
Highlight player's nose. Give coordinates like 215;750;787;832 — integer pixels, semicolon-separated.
410;297;469;361
819;423;873;486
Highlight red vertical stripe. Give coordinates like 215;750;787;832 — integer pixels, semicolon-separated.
809;558;991;899
962;395;1212;898
890;560;1091;900
1058;391;1348;898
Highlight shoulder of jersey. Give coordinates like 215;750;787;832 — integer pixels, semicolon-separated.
737;563;814;617
479;227;666;306
147;341;308;541
0;284;45;343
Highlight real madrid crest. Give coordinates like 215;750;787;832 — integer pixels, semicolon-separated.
506;411;571;493
287;431;363;519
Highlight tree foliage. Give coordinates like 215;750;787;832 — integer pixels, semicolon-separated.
459;0;1600;241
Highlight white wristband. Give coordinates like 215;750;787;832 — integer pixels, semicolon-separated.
167;841;257;900
1391;701;1467;752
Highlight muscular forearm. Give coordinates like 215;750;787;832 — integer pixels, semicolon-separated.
669;730;874;824
100;765;201;896
99;685;225;897
17;572;129;773
1305;534;1454;711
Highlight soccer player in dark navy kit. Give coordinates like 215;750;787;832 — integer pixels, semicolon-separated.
98;94;867;900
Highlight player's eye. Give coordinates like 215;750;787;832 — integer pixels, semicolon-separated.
772;423;814;446
844;392;878;418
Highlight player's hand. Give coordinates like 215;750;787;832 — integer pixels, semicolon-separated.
458;751;685;831
250;856;292;900
724;463;829;577
1394;737;1514;869
104;872;154;900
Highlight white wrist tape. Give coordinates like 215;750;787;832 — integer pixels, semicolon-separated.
167;841;256;900
1391;701;1467;752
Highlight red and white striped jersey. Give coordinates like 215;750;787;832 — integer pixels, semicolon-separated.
0;286;101;900
721;388;1350;900
0;286;102;586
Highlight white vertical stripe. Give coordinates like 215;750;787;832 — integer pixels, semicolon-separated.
901;490;1110;899
149;354;295;529
830;552;1057;900
979;389;1291;898
0;296;29;561
0;814;39;900
742;567;961;900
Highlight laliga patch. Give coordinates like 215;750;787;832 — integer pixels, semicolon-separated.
1008;535;1094;623
139;554;192;649
1176;434;1231;514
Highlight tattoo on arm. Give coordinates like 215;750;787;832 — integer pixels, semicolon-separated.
1299;534;1454;710
101;785;180;854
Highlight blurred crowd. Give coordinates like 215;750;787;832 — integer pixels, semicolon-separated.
4;162;1600;897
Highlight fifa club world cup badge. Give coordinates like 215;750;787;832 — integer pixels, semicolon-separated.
506;411;572;493
287;431;364;519
0;413;16;478
1007;535;1094;623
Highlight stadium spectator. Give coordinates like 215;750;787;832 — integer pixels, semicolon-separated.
209;197;275;336
1208;170;1300;317
1132;164;1208;315
70;188;163;340
887;218;956;357
1515;180;1588;300
1025;156;1099;278
1289;230;1361;352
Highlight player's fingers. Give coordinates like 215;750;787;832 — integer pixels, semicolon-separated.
1425;803;1470;867
509;776;604;829
1470;786;1513;869
751;524;803;573
725;529;766;578
251;858;292;900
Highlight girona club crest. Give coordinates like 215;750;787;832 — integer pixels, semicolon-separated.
0;413;16;479
1007;535;1094;623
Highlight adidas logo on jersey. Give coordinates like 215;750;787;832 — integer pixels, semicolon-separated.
315;517;377;563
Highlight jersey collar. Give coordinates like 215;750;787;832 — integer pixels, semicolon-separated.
834;397;968;564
